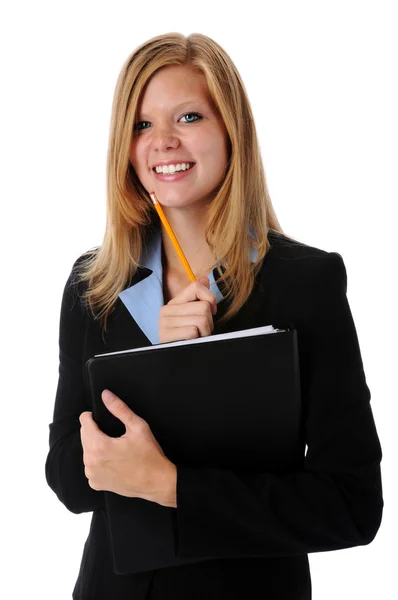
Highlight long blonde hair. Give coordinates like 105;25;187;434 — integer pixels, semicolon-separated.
74;32;289;333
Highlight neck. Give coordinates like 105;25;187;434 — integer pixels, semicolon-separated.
159;205;217;280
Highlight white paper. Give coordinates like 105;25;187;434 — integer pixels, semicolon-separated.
94;324;286;357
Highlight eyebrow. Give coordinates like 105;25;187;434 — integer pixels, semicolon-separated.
137;99;205;118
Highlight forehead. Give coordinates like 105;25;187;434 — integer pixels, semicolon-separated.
137;65;212;110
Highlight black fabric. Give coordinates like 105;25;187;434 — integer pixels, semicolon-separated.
87;327;302;575
45;230;383;599
146;555;311;599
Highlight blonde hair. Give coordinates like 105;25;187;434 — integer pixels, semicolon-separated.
74;32;290;333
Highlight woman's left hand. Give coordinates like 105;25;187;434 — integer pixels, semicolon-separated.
79;389;177;507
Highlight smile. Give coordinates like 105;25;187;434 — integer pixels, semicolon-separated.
153;163;196;181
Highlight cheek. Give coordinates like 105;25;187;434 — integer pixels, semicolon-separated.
204;139;229;173
130;139;148;173
129;142;138;170
204;124;228;156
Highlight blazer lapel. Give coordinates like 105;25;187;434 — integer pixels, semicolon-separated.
118;228;164;345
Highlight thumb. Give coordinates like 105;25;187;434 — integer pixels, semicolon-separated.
102;389;137;428
199;276;210;287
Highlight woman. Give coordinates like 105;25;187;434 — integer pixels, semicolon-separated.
45;32;383;599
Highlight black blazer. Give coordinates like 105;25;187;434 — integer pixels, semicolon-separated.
45;229;383;600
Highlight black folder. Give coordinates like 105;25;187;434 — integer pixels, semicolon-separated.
85;324;304;575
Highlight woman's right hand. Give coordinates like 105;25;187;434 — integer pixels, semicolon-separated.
159;276;217;344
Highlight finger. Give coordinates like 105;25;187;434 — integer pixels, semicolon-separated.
102;391;144;432
198;276;210;287
160;299;215;319
160;325;201;343
160;300;214;332
162;298;217;317
167;279;217;312
160;300;215;333
161;313;214;338
79;411;94;426
79;411;104;438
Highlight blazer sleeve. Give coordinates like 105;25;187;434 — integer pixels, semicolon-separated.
45;256;105;514
172;252;383;558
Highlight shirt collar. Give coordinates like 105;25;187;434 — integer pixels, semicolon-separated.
119;223;262;345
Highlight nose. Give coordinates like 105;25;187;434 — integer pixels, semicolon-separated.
151;126;180;152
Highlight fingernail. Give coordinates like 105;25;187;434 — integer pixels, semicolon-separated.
102;389;114;403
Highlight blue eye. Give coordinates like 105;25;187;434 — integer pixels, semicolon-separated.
180;112;202;123
134;112;202;132
134;121;151;131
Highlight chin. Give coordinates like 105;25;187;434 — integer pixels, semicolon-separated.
153;190;202;208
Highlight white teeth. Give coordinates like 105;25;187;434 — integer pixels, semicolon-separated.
155;162;192;174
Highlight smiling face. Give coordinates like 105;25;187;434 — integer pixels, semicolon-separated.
129;64;229;212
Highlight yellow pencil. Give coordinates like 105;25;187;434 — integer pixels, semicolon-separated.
149;191;196;283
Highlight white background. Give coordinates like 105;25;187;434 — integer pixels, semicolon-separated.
1;1;397;598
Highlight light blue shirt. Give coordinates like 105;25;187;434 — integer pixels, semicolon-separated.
119;224;262;345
